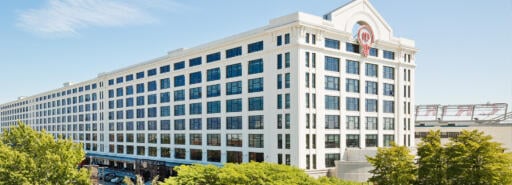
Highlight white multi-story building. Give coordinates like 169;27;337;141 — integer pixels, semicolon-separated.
0;0;416;180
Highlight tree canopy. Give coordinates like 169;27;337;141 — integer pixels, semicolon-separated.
366;143;417;185
0;122;90;185
417;130;447;185
162;162;359;185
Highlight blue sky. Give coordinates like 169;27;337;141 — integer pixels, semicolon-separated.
0;0;511;105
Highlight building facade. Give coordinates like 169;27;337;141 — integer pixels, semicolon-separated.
0;0;416;179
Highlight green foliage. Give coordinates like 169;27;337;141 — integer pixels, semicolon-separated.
445;130;512;185
0;122;90;185
417;130;447;185
366;143;417;185
162;162;358;185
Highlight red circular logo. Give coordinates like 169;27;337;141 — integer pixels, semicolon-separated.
357;25;374;57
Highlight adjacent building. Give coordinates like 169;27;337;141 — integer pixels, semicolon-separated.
0;0;416;180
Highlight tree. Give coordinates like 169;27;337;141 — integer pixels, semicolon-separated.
0;122;90;185
417;130;447;185
445;130;512;185
366;143;417;185
162;162;359;185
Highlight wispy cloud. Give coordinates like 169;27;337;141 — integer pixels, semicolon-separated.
17;0;181;37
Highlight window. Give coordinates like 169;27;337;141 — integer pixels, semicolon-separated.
346;116;360;130
207;117;221;130
285;134;290;149
147;94;157;105
207;68;221;81
370;48;378;57
207;84;221;97
325;96;340;110
346;79;359;93
325;38;340;49
346;134;360;148
160;92;170;103
227;151;243;163
325;115;340;129
109;79;114;86
160;78;170;89
346;97;360;111
161;106;171;117
207;134;221;146
325;56;340;72
346;60;360;74
366;99;378;112
147;107;157;117
383;50;395;60
249;115;264;129
248;78;263;93
325;134;340;148
277;35;282;46
147;81;157;92
189;87;202;100
248;97;263;111
189;103;202;115
126;74;133;82
325;76;339;90
384;83;394;96
148;121;157;130
384;135;395;147
174;90;185;101
284;52;290;68
346;43;359;53
383;101;395;113
277;54;282;69
383;66;394;79
284;33;290;44
189;119;202;130
189;57;202;67
136;83;144;93
136;96;144;106
161;147;171;158
226;116;242;129
174;75;185;87
126;86;133;95
226;81;242;95
277;74;282;89
366;134;378;147
248;59;263;74
366;63;378;77
285;94;290;109
366;117;378;130
384;118;395;130
227;134;242;147
116;77;123;84
207;101;221;114
174;119;185;130
277;94;282;109
366;81;378;95
207;52;221;63
248;41;264;53
226;63;242;78
160;65;170;73
226;99;242;112
161;120;171;130
174;134;185;145
189;71;202;85
226;47;242;58
174;61;185;70
175;148;185;159
148;68;157;76
116;88;123;97
325;153;340;168
249;134;264;148
285;73;290;88
174;105;185;116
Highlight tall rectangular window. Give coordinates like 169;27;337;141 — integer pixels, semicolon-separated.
346;79;359;93
189;71;202;85
284;52;290;68
226;47;242;58
207;52;221;63
285;94;290;109
189;57;202;67
366;63;378;77
346;97;360;111
325;56;340;72
277;35;282;46
284;33;290;44
277;54;282;69
248;59;263;74
285;73;290;88
383;83;395;96
383;101;395;113
365;81;378;95
383;66;395;79
226;63;242;78
277;74;282;89
346;60;360;74
248;41;264;53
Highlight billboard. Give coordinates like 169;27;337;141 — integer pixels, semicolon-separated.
415;103;508;121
